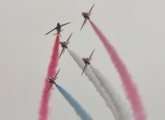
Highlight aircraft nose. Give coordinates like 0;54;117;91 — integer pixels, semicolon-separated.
82;12;84;16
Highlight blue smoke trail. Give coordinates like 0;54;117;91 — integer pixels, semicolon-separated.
55;84;93;120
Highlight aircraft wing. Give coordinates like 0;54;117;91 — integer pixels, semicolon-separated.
46;83;53;95
66;33;73;43
53;68;61;79
60;22;71;27
89;49;95;60
45;27;57;35
80;19;87;30
88;4;95;14
81;64;88;76
59;48;65;60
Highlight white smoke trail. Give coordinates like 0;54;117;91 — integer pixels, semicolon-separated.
67;48;120;120
90;65;134;120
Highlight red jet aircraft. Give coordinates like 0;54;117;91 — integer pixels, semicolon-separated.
46;68;61;94
45;22;71;37
80;4;95;30
81;49;95;76
59;33;73;59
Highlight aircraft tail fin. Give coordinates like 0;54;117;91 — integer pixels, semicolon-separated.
52;30;64;37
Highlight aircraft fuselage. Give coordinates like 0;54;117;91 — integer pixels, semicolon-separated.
82;58;90;65
56;23;61;33
82;12;90;19
48;77;56;84
60;42;68;48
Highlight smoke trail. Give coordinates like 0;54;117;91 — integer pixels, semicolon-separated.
38;34;60;120
89;20;146;120
90;65;134;120
67;48;120;120
55;84;93;120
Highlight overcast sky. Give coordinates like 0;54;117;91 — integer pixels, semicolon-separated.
0;0;165;120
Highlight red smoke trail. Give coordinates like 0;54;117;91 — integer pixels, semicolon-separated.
89;20;146;120
38;34;60;120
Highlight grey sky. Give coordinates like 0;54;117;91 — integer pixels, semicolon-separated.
0;0;165;120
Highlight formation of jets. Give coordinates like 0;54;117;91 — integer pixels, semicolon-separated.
45;4;95;94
